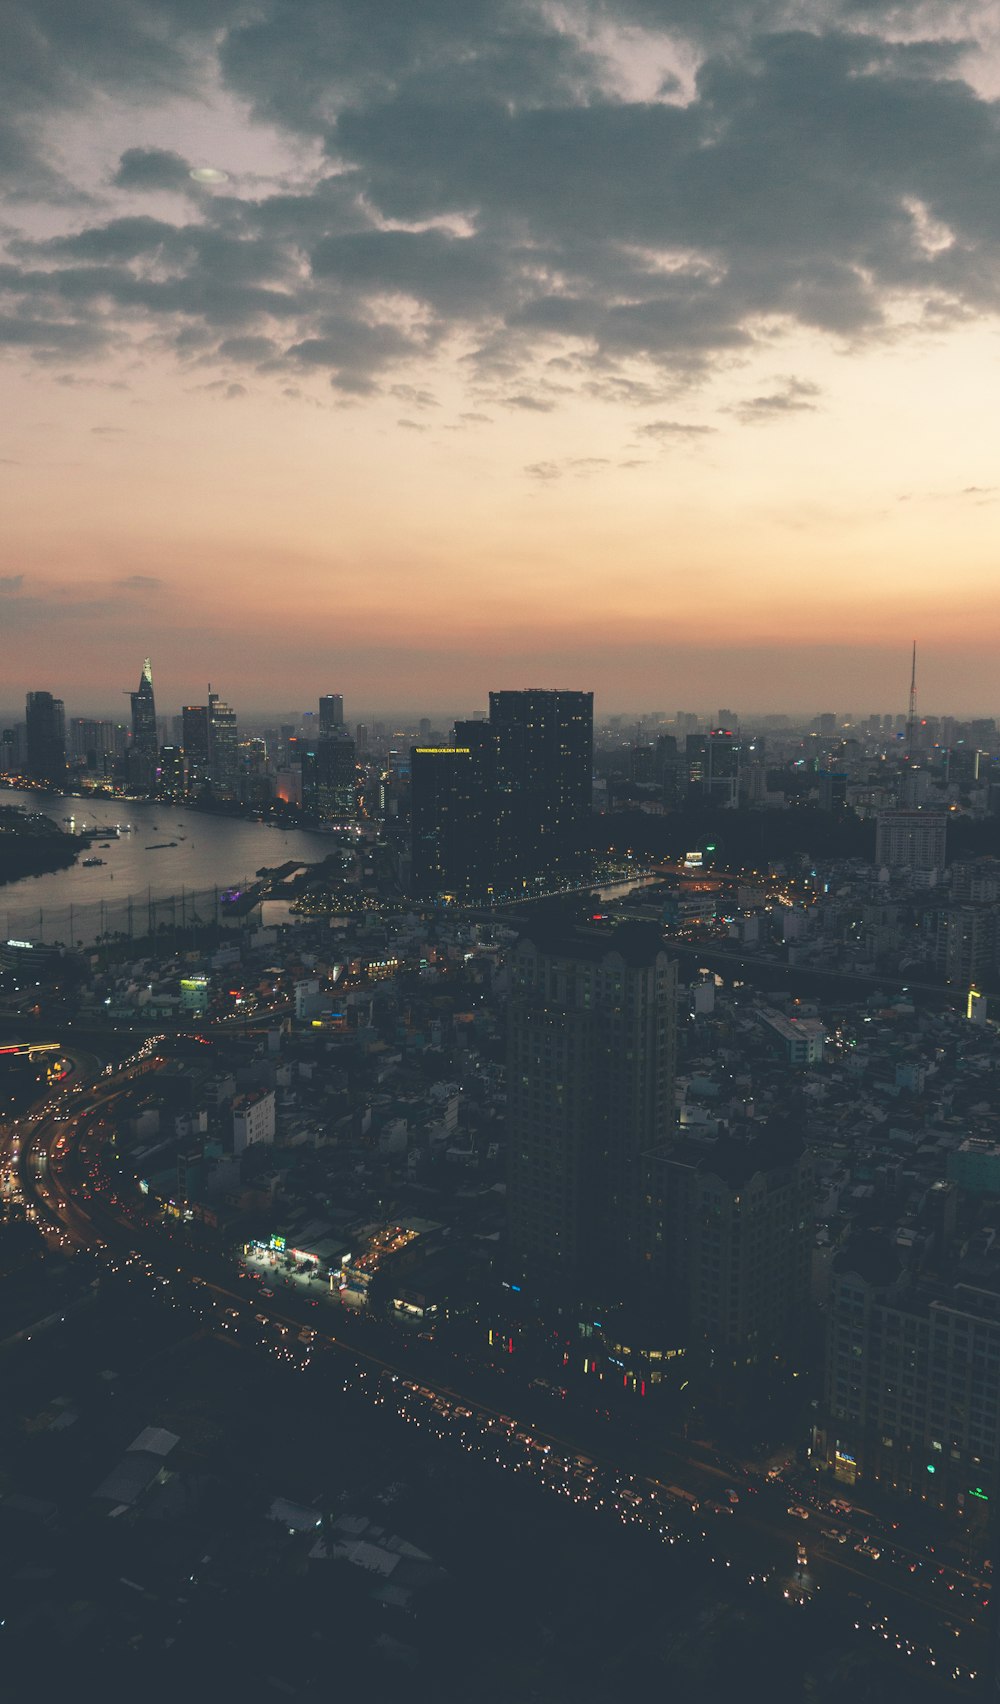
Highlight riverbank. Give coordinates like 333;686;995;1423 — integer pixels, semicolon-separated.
0;805;85;888
0;791;343;946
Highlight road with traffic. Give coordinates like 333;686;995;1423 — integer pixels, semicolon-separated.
6;1052;991;1693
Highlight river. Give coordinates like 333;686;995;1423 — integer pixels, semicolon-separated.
0;790;345;947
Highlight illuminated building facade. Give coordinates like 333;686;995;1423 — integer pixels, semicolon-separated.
208;690;239;801
128;657;159;790
301;732;357;820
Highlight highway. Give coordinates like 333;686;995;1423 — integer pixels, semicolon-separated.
7;1054;991;1692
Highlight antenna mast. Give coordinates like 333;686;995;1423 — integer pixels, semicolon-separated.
905;640;917;759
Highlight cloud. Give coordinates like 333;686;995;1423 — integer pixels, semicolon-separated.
390;384;439;408
638;418;715;439
0;574;25;593
503;394;557;412
115;574;163;590
1;3;1000;406
524;455;611;480
730;377;823;423
192;379;248;398
112;147;193;194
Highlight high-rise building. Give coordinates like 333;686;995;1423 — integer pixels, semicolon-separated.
814;1214;1000;1504
25;691;66;786
182;705;210;796
489;688;593;892
686;729;740;808
69;719;116;776
128;657;159;790
408;690;593;900
644;1122;813;1366
410;723;496;900
875;809;947;873
157;744;185;800
301;733;357;820
319;694;344;734
507;921;677;1299
818;770;848;813
0;725;26;776
208;690;239;800
934;904;996;986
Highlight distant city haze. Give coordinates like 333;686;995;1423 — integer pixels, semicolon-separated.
4;2;1000;712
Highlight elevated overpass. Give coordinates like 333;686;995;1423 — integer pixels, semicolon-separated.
0;1039;62;1062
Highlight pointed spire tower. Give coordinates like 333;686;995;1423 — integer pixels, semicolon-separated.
131;657;157;745
905;640;917;761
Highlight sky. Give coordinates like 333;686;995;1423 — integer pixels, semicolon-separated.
3;0;1000;719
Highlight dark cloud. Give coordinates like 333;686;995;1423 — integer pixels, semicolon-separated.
2;1;238;199
1;3;999;403
115;573;162;589
0;574;25;592
112;147;193;194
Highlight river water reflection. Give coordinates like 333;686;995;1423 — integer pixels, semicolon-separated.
0;791;344;946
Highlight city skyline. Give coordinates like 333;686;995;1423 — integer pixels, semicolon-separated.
5;6;1000;1693
3;2;1000;709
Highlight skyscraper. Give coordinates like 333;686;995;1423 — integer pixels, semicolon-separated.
489;688;593;892
208;691;239;800
408;690;593;901
319;694;344;733
506;920;677;1299
182;705;210;796
686;729;741;808
70;719;116;777
157;743;185;800
128;657;158;790
25;691;66;786
644;1121;813;1367
301;732;357;820
410;723;496;900
875;809;948;873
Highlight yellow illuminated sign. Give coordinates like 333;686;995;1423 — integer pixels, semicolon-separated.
968;987;983;1019
415;748;471;755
